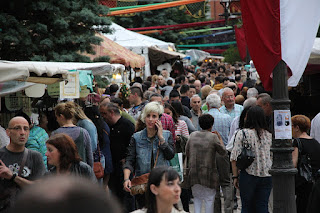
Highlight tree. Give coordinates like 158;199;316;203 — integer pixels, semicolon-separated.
223;45;242;64
112;1;208;44
0;0;112;62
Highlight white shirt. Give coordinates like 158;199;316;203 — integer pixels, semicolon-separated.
311;112;320;143
226;116;240;152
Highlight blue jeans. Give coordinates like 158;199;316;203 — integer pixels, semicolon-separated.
239;170;272;213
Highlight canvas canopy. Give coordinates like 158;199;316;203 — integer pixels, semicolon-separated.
148;46;186;67
102;22;175;77
85;33;145;68
0;61;125;96
0;61;125;84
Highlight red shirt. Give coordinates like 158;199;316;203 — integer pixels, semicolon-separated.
160;113;176;144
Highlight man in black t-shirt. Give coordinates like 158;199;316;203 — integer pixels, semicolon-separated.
0;117;45;212
99;102;135;212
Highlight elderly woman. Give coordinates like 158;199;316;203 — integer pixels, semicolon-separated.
123;102;175;208
291;115;320;213
185;114;226;213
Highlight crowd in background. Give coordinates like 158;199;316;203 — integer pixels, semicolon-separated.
1;60;320;213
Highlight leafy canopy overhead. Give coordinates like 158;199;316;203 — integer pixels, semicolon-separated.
0;0;112;62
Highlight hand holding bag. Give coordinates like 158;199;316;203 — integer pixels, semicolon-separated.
93;138;104;179
130;141;160;196
236;130;255;170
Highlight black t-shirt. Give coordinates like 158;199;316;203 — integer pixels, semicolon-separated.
181;96;191;109
109;117;135;163
0;147;45;207
293;138;320;173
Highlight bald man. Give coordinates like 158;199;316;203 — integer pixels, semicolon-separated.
0;117;45;211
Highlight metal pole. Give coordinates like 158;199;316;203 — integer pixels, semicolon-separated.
269;60;297;213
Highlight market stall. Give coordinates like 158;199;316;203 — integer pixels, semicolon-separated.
0;61;125;96
102;22;175;77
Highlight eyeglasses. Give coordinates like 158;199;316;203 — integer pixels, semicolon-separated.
224;95;234;99
8;126;30;131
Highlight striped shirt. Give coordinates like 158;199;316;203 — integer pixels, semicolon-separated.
219;104;243;120
206;108;232;145
175;120;189;138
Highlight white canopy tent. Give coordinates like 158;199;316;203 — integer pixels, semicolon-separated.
0;61;125;96
0;60;125;83
102;22;175;77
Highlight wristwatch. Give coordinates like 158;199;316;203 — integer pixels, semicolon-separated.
232;175;239;179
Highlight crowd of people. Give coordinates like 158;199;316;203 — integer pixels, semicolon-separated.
1;61;320;213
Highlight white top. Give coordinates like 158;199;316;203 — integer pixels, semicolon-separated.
226;116;240;151
230;129;272;177
311;112;320;143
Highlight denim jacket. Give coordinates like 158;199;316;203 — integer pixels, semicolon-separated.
124;128;175;177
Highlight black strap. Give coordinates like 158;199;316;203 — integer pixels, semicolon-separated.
296;138;302;154
18;148;28;177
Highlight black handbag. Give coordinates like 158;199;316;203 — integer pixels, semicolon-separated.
236;130;255;170
296;138;313;183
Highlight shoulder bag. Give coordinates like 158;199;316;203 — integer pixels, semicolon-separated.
130;141;160;196
296;138;313;183
93;143;104;179
236;130;255;170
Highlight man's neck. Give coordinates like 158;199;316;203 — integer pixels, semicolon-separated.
112;115;121;125
192;108;201;115
134;99;142;107
225;104;234;111
6;143;25;153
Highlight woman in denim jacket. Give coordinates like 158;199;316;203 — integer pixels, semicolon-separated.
123;102;175;208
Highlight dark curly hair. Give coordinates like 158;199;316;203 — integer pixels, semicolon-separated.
46;133;81;171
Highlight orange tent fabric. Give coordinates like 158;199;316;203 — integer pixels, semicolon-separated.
86;33;145;68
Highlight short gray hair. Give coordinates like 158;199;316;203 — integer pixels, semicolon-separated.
99;102;120;115
206;94;221;109
222;87;233;97
243;97;257;109
140;102;164;123
190;94;201;102
257;93;272;105
247;88;259;98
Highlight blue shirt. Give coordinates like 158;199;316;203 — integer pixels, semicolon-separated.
219;104;243;120
206;108;232;145
26;126;49;169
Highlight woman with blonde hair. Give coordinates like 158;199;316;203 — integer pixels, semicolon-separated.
201;85;213;101
71;102;98;153
123;102;175;208
51;102;93;167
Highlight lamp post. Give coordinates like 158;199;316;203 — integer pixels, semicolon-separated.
269;60;297;213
